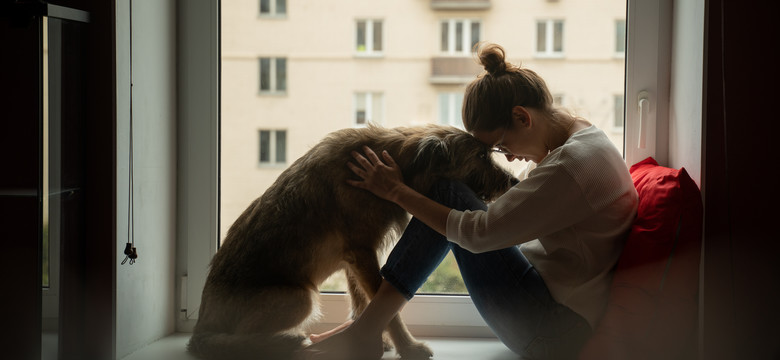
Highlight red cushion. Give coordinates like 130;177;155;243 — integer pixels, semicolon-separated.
579;157;702;360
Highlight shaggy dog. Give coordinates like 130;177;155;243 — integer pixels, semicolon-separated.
187;124;517;360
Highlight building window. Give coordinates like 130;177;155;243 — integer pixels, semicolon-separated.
438;92;464;129
259;129;287;164
614;94;625;129
259;57;287;94
356;19;383;55
354;92;383;127
615;19;626;56
259;0;286;16
440;19;481;55
536;19;564;57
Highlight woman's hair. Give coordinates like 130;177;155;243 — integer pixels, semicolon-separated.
462;42;554;132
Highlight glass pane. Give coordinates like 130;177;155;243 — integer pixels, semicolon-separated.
616;20;626;53
355;93;367;124
276;0;286;15
554;21;564;52
440;21;449;52
536;21;546;52
455;21;463;52
372;93;383;124
276;58;286;91
259;130;270;162
438;93;449;125
275;130;286;162
356;21;366;51
373;21;383;52
614;94;625;128
470;22;480;51
259;58;270;91
260;0;270;14
222;1;627;297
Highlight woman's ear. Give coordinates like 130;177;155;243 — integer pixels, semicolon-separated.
511;106;531;127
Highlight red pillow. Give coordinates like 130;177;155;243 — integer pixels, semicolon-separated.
579;157;702;360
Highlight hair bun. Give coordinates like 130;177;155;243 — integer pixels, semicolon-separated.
475;42;508;75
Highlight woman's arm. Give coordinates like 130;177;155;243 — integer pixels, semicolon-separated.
347;146;450;236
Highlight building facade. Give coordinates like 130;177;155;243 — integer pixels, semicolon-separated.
221;0;627;238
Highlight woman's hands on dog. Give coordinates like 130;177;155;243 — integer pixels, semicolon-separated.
347;146;407;203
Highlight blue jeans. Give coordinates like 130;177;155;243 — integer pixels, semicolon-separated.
380;180;592;360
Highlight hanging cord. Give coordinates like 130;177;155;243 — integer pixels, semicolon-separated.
122;0;138;265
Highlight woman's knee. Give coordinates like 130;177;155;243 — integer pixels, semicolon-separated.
429;179;488;212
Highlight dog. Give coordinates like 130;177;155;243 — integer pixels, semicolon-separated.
187;124;517;360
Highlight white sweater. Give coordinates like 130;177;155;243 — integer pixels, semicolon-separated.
446;125;638;327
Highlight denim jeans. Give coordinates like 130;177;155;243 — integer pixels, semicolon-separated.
380;180;592;360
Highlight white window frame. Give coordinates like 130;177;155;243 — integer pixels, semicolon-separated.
438;92;464;130
439;19;481;56
535;19;565;58
258;57;287;94
258;129;287;166
179;0;672;336
259;0;286;17
615;19;627;58
355;19;384;57
354;92;384;127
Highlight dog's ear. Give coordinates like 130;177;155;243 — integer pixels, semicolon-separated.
411;135;449;173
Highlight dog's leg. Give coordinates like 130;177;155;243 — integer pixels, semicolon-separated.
347;248;433;359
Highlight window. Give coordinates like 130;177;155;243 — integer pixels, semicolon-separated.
614;94;625;130
536;19;564;57
438;92;464;129
354;92;383;126
356;19;383;55
615;19;626;56
440;19;481;55
259;129;287;165
259;57;287;93
191;0;672;336
259;0;286;16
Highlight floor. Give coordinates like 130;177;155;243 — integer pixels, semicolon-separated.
118;333;519;360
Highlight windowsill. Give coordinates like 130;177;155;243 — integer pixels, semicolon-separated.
257;91;288;97
257;14;287;20
354;53;385;59
117;333;513;360
533;53;566;59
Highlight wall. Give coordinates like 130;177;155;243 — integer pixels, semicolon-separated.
115;0;178;358
668;0;704;184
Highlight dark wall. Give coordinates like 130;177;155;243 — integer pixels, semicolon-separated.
701;1;780;359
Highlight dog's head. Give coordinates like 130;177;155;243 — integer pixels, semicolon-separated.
405;125;518;202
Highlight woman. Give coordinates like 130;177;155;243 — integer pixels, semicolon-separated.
304;43;638;360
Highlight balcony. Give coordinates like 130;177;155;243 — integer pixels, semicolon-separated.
430;57;484;85
430;0;491;11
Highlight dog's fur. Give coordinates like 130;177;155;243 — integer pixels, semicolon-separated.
187;124;517;360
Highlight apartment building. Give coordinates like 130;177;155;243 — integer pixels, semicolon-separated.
220;0;627;236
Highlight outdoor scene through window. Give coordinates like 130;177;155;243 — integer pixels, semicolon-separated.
220;0;626;295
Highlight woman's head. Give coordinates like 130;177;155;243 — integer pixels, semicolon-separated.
462;43;554;133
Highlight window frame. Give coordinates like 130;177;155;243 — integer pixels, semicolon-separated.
439;18;482;56
259;0;287;18
179;0;672;335
258;57;287;94
535;19;565;58
354;92;384;127
355;19;384;57
258;129;287;166
438;92;464;130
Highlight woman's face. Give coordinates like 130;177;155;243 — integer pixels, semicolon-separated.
472;106;548;163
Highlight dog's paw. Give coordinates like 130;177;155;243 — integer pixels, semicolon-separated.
397;341;434;359
382;334;394;352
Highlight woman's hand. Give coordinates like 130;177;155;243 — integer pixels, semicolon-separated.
346;146;407;202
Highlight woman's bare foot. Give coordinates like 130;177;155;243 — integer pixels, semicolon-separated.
309;319;353;344
300;325;384;360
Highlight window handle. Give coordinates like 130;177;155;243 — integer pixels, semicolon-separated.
637;91;650;149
